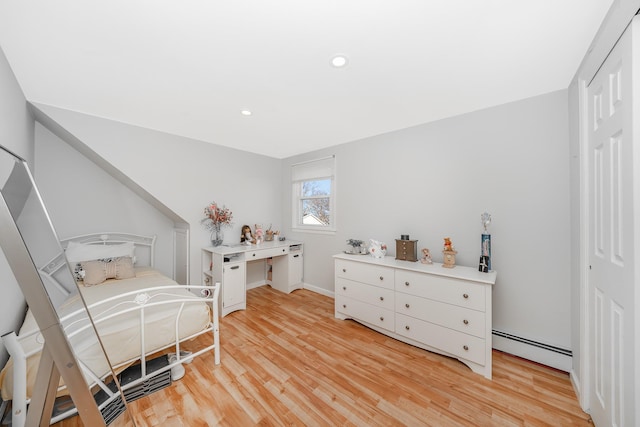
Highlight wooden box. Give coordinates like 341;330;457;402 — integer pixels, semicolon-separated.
395;239;418;262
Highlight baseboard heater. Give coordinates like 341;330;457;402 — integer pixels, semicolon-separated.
492;330;572;357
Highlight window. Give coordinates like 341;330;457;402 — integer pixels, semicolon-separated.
292;156;336;232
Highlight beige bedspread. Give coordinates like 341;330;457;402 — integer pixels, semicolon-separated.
0;268;211;400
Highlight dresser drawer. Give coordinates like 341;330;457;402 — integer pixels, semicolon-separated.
395;270;486;312
335;295;395;332
336;278;394;311
396;314;485;365
335;260;394;290
395;293;486;338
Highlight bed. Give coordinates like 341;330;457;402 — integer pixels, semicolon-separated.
0;233;220;425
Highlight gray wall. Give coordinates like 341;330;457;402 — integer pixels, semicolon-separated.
283;89;572;352
34;123;176;278
30;104;283;285
0;47;34;366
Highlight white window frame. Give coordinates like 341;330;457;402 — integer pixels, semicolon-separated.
291;155;336;233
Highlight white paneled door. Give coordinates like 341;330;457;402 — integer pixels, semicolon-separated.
586;17;638;427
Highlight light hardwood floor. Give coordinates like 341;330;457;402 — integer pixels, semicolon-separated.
56;286;591;426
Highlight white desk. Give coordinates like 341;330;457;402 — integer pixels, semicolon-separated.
202;240;303;317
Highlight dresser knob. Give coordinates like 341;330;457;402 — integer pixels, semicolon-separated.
405;325;410;330
380;316;384;321
379;276;384;281
405;303;410;308
342;286;346;291
342;304;346;308
463;293;469;299
379;296;384;301
342;268;346;273
463;345;469;351
405;281;410;286
463;319;469;325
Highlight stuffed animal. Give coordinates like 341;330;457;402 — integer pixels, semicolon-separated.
255;224;264;244
443;237;454;252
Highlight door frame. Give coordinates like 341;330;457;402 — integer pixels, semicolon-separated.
572;0;640;412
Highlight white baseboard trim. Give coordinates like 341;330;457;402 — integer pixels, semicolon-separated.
492;334;572;372
302;282;334;298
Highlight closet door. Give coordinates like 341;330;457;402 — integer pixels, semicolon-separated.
586;16;638;427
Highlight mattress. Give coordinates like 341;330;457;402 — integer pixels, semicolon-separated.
0;268;211;401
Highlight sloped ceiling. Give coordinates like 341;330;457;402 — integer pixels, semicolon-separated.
0;1;613;158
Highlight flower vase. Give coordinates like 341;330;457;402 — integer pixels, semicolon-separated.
210;225;224;247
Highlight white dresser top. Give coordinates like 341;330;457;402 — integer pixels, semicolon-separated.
333;253;497;285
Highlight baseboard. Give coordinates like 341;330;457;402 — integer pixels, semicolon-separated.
570;368;587;411
492;332;572;372
302;282;334;298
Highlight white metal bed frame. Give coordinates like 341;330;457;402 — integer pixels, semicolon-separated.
2;232;220;426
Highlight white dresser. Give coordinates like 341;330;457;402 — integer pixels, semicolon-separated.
334;254;496;379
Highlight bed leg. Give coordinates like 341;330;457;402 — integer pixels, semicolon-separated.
212;283;221;365
2;332;26;427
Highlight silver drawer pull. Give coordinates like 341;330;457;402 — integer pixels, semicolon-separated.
405;281;410;286
463;319;469;325
379;296;384;301
463;345;469;351
405;325;410;330
463;293;469;299
230;265;240;270
405;303;410;308
379;316;384;321
379;276;384;281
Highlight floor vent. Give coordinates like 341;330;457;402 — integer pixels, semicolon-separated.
492;330;572;357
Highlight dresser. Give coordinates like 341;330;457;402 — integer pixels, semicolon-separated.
334;254;496;379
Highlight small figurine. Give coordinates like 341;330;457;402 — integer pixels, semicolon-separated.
442;237;457;268
241;225;255;245
443;237;454;252
254;224;264;244
420;248;433;264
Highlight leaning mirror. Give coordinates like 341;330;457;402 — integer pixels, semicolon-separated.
0;145;133;426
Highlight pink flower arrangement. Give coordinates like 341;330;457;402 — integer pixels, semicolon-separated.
201;202;233;231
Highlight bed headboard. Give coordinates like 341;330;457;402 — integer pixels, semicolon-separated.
39;233;157;299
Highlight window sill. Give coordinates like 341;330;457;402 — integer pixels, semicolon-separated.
292;226;336;235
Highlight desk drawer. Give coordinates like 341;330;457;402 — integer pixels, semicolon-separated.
247;246;289;260
336;278;394;311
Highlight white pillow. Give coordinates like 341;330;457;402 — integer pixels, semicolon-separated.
65;241;135;263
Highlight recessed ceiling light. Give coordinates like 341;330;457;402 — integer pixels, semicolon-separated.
331;55;348;68
241;110;252;116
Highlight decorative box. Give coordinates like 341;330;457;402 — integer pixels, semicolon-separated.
395;239;418;262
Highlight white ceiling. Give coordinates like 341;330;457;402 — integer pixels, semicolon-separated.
0;1;613;159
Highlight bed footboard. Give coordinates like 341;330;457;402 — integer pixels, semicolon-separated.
1;282;220;426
